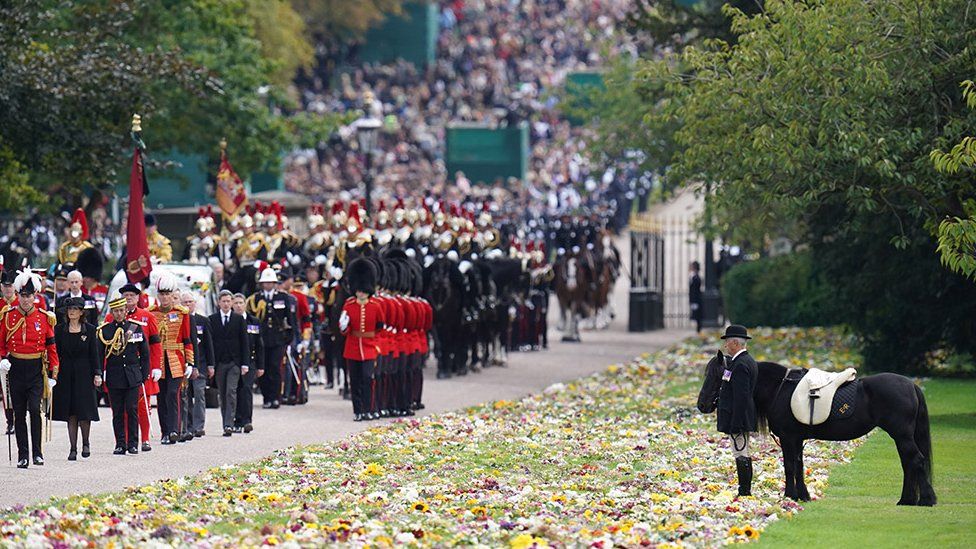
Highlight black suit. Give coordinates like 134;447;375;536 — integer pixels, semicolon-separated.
185;313;215;435
209;312;249;366
689;272;703;331
235;313;263;428
717;350;759;435
209;311;249;429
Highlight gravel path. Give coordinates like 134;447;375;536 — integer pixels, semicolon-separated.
0;233;691;508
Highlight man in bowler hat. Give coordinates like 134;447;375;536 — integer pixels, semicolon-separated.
717;324;759;496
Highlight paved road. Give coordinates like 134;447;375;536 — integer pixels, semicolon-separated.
0;233;691;508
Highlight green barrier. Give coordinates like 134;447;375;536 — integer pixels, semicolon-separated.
361;2;438;68
445;124;528;184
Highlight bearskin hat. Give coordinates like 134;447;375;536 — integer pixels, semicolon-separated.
76;247;104;280
346;257;376;295
382;248;409;262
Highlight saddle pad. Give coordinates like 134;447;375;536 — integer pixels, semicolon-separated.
789;367;857;425
829;380;859;421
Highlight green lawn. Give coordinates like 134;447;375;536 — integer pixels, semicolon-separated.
759;379;976;548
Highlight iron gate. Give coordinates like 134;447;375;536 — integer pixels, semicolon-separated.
628;215;706;330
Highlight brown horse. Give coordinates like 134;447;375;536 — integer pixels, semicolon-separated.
553;249;592;342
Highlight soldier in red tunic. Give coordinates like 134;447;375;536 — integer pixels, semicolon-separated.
0;270;15;435
340;258;385;422
106;283;162;452
0;268;60;468
148;275;195;444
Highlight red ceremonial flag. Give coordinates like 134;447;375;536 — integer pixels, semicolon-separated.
125;147;152;283
216;149;247;218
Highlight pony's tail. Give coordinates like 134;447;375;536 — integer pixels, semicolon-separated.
914;384;934;488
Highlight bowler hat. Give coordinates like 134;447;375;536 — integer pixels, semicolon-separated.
119;283;141;295
720;324;751;340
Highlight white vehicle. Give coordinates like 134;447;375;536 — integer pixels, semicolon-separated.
104;263;217;318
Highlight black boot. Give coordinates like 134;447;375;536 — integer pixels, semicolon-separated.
735;456;753;496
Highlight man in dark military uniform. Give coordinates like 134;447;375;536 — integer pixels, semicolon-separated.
98;296;151;455
717;324;759;496
246;267;297;409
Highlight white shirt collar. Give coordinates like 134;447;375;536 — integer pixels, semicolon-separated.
731;348;747;362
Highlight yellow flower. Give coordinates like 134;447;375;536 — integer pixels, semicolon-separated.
743;525;760;539
191;527;208;537
362;463;385;476
265;535;280;545
493;400;513;409
264;493;283;503
607;364;620;374
728;526;743;537
550;494;568;505
411;501;430;513
239;491;256;502
510;533;550;549
374;535;394;547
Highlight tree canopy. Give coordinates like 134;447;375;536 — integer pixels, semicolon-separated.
576;0;976;371
0;0;403;209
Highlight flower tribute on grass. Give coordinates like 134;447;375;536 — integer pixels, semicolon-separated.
0;328;863;547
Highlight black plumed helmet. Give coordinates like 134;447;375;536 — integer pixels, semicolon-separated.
76;247;104;280
347;257;376;295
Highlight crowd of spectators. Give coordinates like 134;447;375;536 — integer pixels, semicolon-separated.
284;0;641;219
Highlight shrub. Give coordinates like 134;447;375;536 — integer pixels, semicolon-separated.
721;252;838;328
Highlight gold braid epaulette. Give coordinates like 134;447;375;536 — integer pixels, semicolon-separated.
97;323;127;358
246;294;267;321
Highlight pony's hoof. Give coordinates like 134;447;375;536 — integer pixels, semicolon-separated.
896;499;918;506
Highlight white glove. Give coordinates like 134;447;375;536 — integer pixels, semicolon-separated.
339;310;350;332
0;359;10;373
48;378;57;389
241;365;249;375
184;366;194;379
93;376;102;387
151;369;162;382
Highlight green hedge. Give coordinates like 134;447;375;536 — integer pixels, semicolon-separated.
721;252;838;327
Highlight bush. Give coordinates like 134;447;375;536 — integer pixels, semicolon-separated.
721;252;839;328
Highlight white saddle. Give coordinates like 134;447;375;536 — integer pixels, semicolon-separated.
790;367;857;425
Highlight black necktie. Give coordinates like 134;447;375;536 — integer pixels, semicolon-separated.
223;314;228;326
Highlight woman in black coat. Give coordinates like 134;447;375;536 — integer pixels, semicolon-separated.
52;297;102;460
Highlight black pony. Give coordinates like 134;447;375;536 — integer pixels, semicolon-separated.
697;351;936;506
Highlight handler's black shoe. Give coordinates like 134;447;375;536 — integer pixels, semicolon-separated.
113;447;126;455
128;447;139;455
33;456;44;466
17;459;28;469
142;442;152;452
5;425;14;435
243;424;253;433
223;428;233;437
353;414;364;422
735;456;753;496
